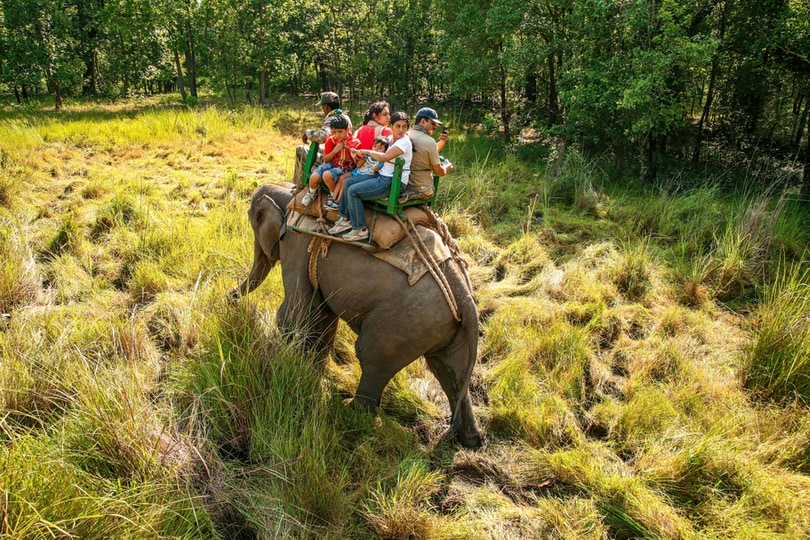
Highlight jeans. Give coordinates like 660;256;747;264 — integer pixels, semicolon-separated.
337;174;373;218
345;174;391;229
313;163;344;183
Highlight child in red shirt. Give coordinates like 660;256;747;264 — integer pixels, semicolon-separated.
302;115;361;206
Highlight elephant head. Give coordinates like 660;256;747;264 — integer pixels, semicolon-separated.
229;182;294;301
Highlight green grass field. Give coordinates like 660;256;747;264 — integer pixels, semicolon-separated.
1;96;809;539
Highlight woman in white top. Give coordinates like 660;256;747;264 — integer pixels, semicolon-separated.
330;111;413;242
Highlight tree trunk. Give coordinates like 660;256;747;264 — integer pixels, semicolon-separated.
259;71;266;106
174;50;187;101
693;0;727;163
184;1;198;98
500;62;510;143
14;86;21;104
614;142;625;179
547;53;561;126
793;97;809;157
83;49;98;95
52;81;63;111
692;55;718;163
45;63;63;111
640;132;656;192
78;0;98;95
525;72;537;103
801;137;810;202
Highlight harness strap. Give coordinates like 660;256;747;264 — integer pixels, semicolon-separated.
396;214;461;322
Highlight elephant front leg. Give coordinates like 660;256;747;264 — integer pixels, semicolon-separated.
276;296;338;360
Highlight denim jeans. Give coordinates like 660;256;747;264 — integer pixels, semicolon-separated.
338;174;371;217
344;174;392;229
313;163;344;183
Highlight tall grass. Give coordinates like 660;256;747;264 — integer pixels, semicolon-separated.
0;217;40;315
2;97;810;538
742;261;810;403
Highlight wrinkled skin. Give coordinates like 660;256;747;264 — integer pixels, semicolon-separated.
232;182;483;448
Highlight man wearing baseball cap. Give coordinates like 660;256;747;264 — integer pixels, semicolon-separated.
401;107;453;203
292;92;353;186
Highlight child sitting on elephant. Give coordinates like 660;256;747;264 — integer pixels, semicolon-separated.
302;115;361;207
327;136;389;210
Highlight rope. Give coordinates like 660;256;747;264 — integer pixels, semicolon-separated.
423;208;473;291
396;214;461;322
307;235;332;290
307;237;321;289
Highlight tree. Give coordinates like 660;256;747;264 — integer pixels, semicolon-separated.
519;0;572;127
76;0;104;94
561;0;715;187
1;0;84;109
101;0;172;96
437;0;524;142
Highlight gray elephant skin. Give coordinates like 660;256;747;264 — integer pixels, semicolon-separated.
232;182;483;448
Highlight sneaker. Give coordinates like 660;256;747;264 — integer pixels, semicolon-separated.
328;217;352;235
342;227;369;242
397;189;433;204
324;196;339;211
301;190;316;206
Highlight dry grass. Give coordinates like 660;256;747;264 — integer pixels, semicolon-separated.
1;97;809;538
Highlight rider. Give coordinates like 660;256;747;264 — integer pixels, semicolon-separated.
291;92;353;186
399;107;453;203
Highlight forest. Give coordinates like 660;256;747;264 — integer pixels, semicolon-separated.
1;0;810;192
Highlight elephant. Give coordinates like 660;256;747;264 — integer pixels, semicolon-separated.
232;182;483;448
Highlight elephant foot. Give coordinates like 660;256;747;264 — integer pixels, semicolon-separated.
345;396;383;427
227;287;241;303
458;427;484;449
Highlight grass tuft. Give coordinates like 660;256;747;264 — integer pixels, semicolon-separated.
0;219;40;314
742;261;810;404
610;238;655;302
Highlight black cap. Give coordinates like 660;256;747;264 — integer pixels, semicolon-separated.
415;107;443;125
318;92;340;107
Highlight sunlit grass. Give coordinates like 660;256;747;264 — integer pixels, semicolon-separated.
742;261;810;404
1;97;809;538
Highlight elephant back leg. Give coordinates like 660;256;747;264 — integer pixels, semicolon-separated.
424;346;483;449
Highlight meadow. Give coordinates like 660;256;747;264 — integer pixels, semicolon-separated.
1;96;809;539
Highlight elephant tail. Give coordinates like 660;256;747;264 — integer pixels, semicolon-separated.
449;259;479;436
